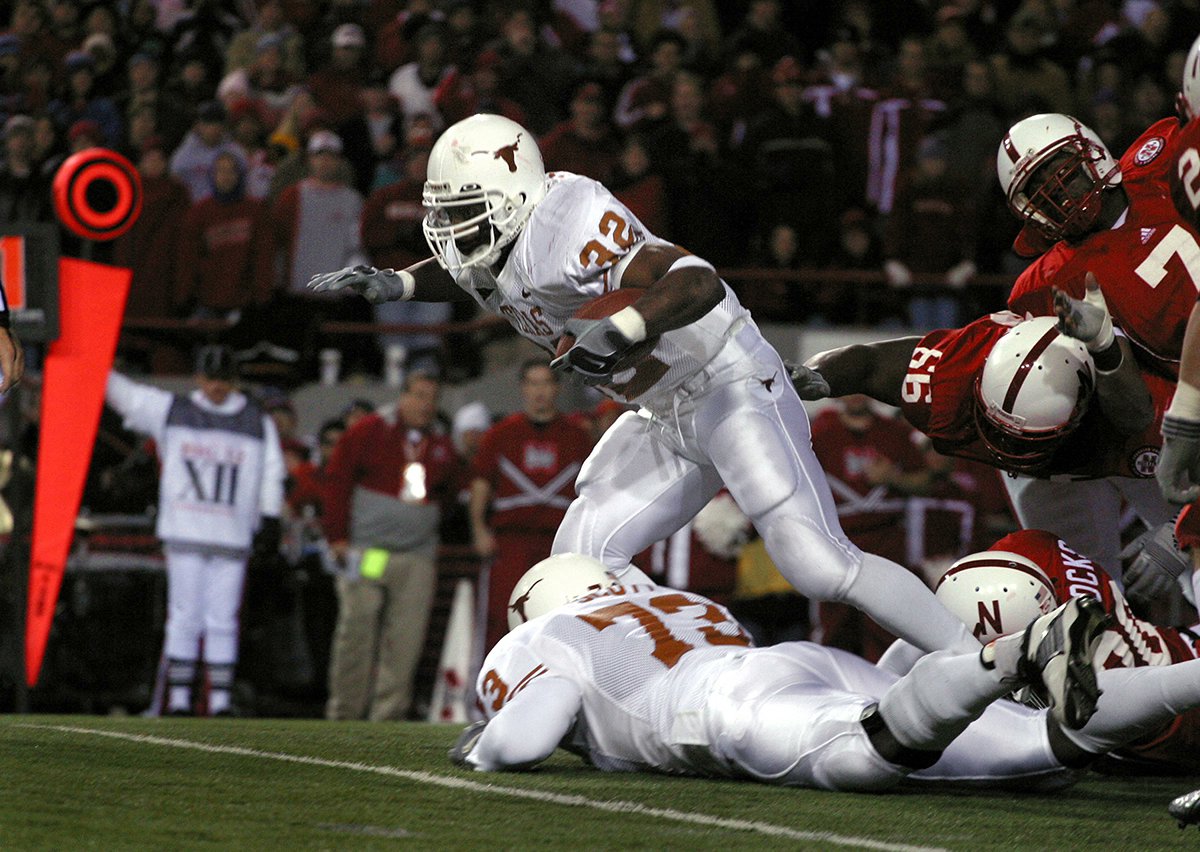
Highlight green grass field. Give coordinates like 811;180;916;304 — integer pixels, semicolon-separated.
1;715;1197;850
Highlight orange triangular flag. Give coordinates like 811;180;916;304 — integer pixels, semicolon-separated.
26;258;129;686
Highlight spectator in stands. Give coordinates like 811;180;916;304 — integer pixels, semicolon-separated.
224;0;304;79
112;136;190;351
48;50;122;148
341;398;376;431
176;149;274;323
469;359;593;651
119;51;192;152
387;22;453;132
578;27;633;105
882;134;977;330
169;100;242;202
362;137;448;374
646;70;728;258
227;98;275;200
609;132;668;236
217;33;303;131
360;72;402;179
0;114;49;224
724;0;800;68
308;23;369;126
165;46;219;119
490;7;576;135
288;417;344;521
809;393;933;662
30;111;64;176
539;81;622;184
442;0;486;70
321;371;464;721
615;28;685;132
433;48;527;129
272;128;371;376
81;31;121;96
988;6;1074;119
707;47;772;147
741;55;837;267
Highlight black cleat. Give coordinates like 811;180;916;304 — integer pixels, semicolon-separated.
1018;596;1111;730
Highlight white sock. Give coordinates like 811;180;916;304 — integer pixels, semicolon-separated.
879;649;1012;751
844;554;979;654
1061;659;1200;754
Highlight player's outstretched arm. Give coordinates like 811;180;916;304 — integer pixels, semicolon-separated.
801;337;921;408
307;257;469;303
464;675;583;771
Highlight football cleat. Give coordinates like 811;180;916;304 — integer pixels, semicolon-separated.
1169;787;1200;829
1018;596;1110;730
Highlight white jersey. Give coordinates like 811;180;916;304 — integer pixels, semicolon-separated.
447;172;752;406
477;582;754;774
106;373;286;550
474;583;1069;790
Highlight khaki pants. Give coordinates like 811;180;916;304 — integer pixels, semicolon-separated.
325;548;437;721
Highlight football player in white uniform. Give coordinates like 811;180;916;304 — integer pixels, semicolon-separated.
309;113;980;654
445;553;1200;791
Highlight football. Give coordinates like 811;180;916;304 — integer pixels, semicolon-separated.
554;288;660;369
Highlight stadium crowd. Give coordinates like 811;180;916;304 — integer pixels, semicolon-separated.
2;0;1200;728
0;0;1197;365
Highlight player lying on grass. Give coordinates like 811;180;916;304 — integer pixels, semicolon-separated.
449;553;1127;791
895;526;1200;774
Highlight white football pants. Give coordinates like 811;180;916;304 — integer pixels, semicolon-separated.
163;545;248;665
554;322;977;653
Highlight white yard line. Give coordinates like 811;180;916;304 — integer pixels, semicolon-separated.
25;724;947;852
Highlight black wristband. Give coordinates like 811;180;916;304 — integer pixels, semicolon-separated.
1091;338;1122;373
0;310;9;329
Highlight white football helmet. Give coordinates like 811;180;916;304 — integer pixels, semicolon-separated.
974;316;1095;473
423;113;547;271
507;553;617;631
1181;33;1200;121
996;113;1120;241
935;550;1058;643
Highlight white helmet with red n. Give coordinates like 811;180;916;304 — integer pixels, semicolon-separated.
973;316;1096;473
423;113;547;271
997;113;1121;242
935;549;1058;642
507;553;617;631
1181;33;1200;121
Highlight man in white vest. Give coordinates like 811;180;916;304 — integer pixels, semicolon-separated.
106;345;286;716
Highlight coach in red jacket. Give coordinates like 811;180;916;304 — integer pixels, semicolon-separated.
321;371;464;721
469;359;593;651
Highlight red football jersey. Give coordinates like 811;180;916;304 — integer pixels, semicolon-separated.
1009;119;1196;381
1170;114;1200;229
991;529;1198;666
472;413;593;533
899;312;1168;478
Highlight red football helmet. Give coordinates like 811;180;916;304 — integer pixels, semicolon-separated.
997;114;1120;242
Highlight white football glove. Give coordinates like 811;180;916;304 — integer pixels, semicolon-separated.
1052;273;1113;353
1158;416;1200;504
307;265;414;304
551;312;643;385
